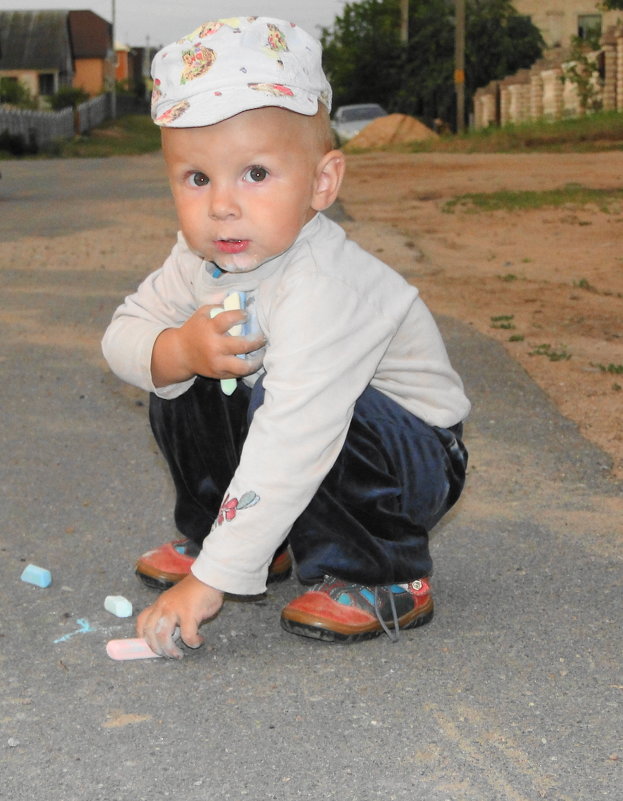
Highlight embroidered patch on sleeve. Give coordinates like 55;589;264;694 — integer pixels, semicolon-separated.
216;491;260;526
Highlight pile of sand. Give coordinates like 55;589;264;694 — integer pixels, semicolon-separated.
344;113;438;150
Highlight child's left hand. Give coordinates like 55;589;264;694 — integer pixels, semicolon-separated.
136;574;224;658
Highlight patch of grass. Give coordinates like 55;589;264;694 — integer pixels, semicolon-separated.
406;111;623;154
528;343;571;361
508;334;525;342
498;273;518;282
443;185;623;214
56;114;162;157
573;278;598;292
592;362;623;374
490;314;516;330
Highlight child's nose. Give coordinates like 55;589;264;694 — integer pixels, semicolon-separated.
208;185;240;220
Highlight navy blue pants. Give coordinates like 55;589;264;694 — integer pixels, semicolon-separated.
149;376;467;586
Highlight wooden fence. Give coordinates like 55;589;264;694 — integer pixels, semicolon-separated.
473;24;623;128
0;93;112;148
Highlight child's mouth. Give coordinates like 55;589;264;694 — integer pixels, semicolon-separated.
215;239;249;254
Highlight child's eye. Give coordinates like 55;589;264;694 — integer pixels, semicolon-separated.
188;171;209;187
244;166;268;183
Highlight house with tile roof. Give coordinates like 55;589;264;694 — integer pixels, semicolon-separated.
68;9;114;96
0;9;113;104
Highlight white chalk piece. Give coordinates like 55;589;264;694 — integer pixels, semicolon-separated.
210;292;247;396
20;564;52;588
104;595;133;618
106;638;162;660
223;291;245;336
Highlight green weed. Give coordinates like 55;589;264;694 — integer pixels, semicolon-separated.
490;314;515;330
592;362;623;374
529;343;571;361
573;278;598;292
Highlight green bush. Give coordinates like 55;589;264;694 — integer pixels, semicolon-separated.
0;77;37;108
49;87;90;110
0;128;38;156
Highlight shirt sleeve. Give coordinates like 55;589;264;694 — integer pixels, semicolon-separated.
191;262;413;595
101;237;206;398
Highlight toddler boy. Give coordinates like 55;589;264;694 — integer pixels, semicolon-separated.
102;16;470;657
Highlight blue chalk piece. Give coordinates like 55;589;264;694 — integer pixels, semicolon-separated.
21;564;52;588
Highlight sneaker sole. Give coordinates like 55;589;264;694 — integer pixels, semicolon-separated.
280;604;434;643
135;570;179;591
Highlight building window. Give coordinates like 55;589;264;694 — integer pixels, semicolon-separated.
577;14;601;42
38;73;56;95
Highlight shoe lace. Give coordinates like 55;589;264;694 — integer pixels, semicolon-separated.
320;576;403;643
374;585;400;643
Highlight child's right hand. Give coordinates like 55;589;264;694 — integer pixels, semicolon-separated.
136;574;224;658
150;304;265;387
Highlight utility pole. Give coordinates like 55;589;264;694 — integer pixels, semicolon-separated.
111;0;117;119
143;35;151;103
454;0;465;132
400;0;409;45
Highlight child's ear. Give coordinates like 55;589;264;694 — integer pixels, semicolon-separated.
311;150;346;212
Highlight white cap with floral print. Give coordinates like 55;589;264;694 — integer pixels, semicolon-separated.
151;16;332;127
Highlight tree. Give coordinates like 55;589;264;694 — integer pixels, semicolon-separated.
600;0;623;8
320;0;544;129
320;0;404;110
464;0;544;106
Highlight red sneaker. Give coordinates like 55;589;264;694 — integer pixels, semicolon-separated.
135;538;292;591
280;576;433;643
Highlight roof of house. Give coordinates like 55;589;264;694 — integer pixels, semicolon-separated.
68;10;111;59
0;9;112;73
0;10;72;71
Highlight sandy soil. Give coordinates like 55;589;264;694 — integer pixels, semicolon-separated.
339;151;623;479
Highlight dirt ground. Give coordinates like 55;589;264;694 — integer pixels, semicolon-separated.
339;151;623;479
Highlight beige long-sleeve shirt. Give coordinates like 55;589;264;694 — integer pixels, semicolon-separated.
102;213;470;594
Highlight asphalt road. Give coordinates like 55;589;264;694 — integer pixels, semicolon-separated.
0;155;621;801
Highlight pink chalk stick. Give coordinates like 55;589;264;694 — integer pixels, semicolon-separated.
106;638;162;661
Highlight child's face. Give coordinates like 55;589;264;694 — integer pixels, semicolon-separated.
162;107;330;272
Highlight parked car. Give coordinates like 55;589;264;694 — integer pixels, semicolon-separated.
331;103;388;145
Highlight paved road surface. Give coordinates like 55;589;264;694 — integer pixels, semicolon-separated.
1;155;621;800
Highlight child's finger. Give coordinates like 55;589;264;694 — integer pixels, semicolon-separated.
151;617;184;659
137;606;184;659
218;352;263;379
226;332;266;356
206;306;248;334
180;624;204;650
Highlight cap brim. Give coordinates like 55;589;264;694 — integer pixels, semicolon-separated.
153;83;321;127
